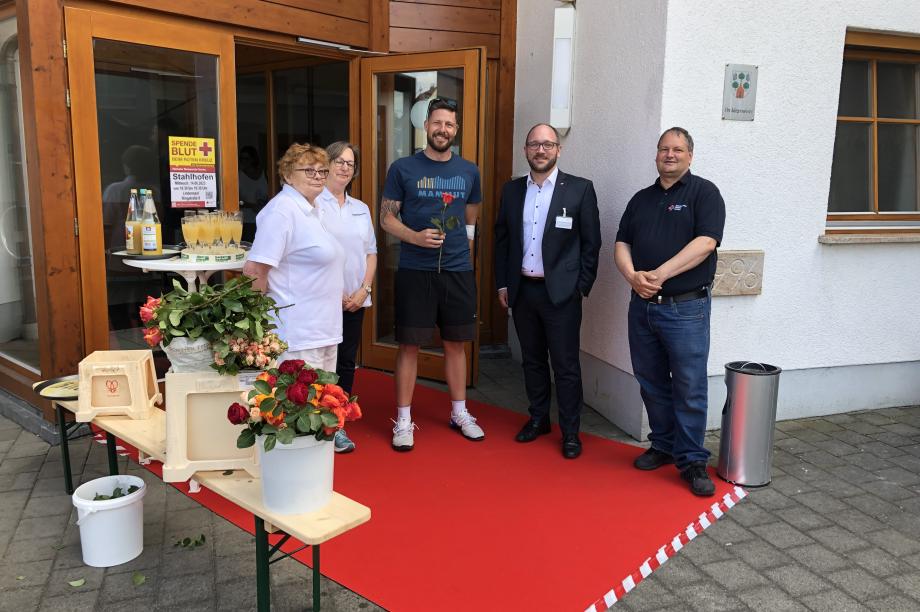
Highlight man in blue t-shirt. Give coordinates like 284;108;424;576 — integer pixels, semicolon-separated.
379;98;483;452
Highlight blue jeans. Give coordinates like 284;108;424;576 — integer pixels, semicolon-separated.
628;291;711;469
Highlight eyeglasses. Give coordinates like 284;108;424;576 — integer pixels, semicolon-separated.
293;167;330;178
525;141;560;152
332;158;355;170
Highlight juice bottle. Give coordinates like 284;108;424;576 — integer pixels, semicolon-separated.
124;189;141;254
140;190;163;255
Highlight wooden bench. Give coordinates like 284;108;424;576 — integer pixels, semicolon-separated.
52;400;370;611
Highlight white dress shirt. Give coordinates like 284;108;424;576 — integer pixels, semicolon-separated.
521;167;559;278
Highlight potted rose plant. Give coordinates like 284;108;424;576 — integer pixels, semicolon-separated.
226;359;362;514
139;275;287;374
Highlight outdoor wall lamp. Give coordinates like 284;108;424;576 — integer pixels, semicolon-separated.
551;0;576;133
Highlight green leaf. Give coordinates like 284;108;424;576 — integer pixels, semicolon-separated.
214;322;225;333
68;579;85;587
309;412;322;430
263;435;277;452
296;414;311;433
316;370;338;385
254;319;263;339
260;397;276;414
222;299;244;313
252;379;272;395
445;216;460;229
320;412;339;427
16;575;24;581
132;571;146;586
237;428;255;449
168;310;184;327
275;388;287;402
276;427;295;445
182;537;191;546
234;319;250;330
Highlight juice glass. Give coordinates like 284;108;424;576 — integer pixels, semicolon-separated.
230;211;243;246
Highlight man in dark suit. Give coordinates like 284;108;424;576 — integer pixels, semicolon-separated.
494;123;602;458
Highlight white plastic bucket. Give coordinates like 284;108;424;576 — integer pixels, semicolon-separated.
257;435;333;515
72;474;146;567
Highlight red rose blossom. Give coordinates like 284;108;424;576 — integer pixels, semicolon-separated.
286;382;310;405
441;192;454;204
278;359;305;375
296;369;318;385
227;402;249;425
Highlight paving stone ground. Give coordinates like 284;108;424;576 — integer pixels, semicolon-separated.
1;358;919;611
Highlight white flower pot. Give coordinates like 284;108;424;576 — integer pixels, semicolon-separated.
72;475;146;567
161;337;212;372
257;434;334;515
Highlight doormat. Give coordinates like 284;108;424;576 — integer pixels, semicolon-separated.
98;368;745;611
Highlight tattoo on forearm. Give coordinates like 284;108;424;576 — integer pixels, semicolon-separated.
379;198;402;227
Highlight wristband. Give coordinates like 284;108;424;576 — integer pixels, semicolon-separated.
466;224;476;240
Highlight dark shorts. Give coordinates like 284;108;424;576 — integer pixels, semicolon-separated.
395;269;477;345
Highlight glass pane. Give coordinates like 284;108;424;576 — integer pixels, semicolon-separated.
878;124;919;212
93;39;219;368
828;122;873;213
838;60;870;117
0;18;40;371
373;68;464;348
235;72;268;242
877;62;918;119
272;59;349;157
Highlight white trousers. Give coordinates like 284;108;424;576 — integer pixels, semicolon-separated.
278;345;338;372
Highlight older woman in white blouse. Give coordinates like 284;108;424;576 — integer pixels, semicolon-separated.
317;141;377;454
243;143;344;372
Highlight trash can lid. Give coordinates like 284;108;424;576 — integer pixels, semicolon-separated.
725;361;782;375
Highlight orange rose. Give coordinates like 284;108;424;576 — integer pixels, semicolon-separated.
261;408;285;426
331;406;347;429
343;401;362;421
252;393;274;408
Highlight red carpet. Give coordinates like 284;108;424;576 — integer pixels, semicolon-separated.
101;368;745;611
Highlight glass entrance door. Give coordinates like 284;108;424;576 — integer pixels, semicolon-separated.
359;50;485;384
65;7;237;366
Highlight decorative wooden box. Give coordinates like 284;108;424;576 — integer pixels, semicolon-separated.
76;350;162;422
162;371;258;483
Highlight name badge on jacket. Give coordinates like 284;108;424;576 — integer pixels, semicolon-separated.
555;207;573;230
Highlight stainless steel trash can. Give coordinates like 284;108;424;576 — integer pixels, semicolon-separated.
717;361;782;487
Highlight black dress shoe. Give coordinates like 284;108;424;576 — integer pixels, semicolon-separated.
515;418;551;443
680;462;716;496
633;447;674;470
562;434;582;459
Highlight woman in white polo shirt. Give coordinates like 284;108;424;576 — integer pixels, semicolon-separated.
242;143;344;373
318;141;378;454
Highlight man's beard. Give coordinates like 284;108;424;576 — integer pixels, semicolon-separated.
427;131;455;153
528;154;557;174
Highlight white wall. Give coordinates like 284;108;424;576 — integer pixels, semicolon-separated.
661;0;920;374
514;0;920;430
514;0;669;374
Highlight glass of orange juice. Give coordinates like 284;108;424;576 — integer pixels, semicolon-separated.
181;216;198;249
218;212;233;250
197;212;214;252
230;211;243;247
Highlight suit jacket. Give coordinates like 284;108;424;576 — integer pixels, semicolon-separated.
494;170;602;307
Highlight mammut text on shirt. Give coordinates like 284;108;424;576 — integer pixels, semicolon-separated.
382;151;482;272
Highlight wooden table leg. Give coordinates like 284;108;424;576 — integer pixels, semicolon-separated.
255;516;270;612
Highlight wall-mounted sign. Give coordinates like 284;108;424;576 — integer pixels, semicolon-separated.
168;136;217;208
722;64;758;121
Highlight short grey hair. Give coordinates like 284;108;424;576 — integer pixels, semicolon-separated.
658;127;694;153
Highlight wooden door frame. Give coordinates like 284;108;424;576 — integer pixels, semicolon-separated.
358;48;486;385
64;5;238;354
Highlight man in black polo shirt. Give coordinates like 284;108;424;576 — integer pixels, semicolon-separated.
614;127;725;496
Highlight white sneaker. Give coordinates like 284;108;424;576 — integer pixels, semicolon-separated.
449;411;485;441
391;419;417;452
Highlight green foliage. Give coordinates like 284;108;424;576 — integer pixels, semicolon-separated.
174;534;206;549
93;484;140;501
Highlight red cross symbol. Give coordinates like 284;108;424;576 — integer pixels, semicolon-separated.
198;141;213;156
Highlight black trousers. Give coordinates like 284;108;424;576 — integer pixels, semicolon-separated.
336;308;366;395
511;277;584;435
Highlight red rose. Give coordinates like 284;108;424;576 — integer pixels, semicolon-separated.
286;382;310;405
296;369;318;385
255;372;277;387
227;402;249;425
278;359;305;375
143;327;163;347
441;192;454;205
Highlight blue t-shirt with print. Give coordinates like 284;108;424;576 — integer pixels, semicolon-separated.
382;151;482;272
